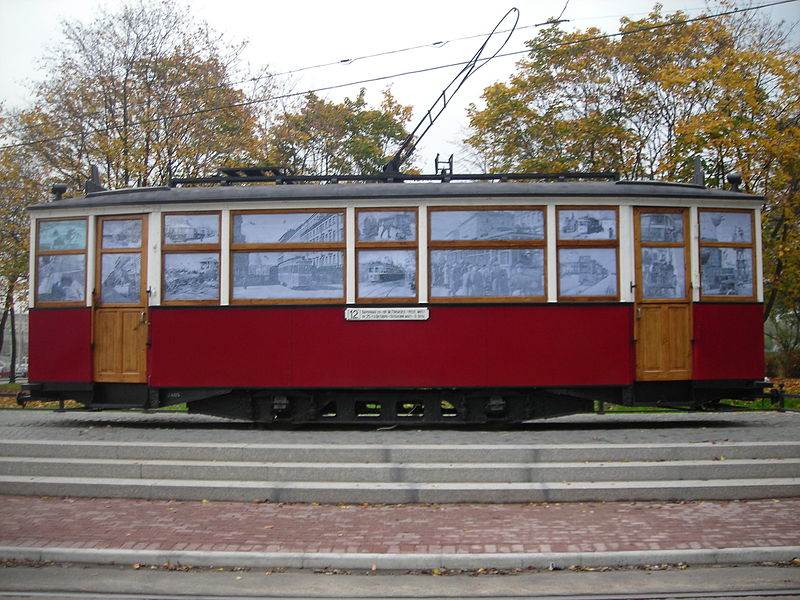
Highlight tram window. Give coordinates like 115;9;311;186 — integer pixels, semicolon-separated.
698;209;756;300
428;207;546;302
164;213;220;245
356;209;417;303
101;219;142;249
640;247;686;299
556;207;619;300
96;215;147;306
34;218;88;306
357;210;416;242
635;209;689;301
232;251;344;301
162;212;221;305
233;211;343;244
230;210;345;304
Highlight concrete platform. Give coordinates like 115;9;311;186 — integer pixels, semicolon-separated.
1;410;798;571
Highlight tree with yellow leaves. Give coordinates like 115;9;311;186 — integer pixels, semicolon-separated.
0;111;47;381
466;2;799;373
6;0;276;192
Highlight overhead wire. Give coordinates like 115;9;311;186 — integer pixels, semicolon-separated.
555;0;571;24
2;0;787;142
1;6;571;139
384;7;520;172
2;0;797;151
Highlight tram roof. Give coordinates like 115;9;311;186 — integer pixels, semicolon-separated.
28;179;763;212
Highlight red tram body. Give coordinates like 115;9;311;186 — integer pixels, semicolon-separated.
25;172;766;424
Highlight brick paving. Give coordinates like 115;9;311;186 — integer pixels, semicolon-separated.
1;496;798;555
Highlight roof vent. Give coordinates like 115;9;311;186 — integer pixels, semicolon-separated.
84;164;105;194
691;156;705;187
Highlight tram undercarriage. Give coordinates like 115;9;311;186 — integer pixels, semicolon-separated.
21;380;769;425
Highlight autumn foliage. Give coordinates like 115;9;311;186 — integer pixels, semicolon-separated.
466;3;800;369
0;0;414;371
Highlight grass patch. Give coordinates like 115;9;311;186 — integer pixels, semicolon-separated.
596;378;799;412
595;403;680;413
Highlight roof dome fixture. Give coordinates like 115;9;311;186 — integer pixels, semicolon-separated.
51;183;68;201
727;173;743;192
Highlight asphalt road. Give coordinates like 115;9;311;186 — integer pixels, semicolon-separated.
0;408;797;444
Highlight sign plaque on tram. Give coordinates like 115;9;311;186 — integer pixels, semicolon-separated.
344;307;430;321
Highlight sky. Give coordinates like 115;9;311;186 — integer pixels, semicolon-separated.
1;0;798;175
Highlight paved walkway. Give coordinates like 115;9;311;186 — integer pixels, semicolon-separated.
1;495;799;570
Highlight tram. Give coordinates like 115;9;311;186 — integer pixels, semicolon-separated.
23;168;766;424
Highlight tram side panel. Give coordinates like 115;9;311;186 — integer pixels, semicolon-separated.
147;304;635;389
692;302;764;381
28;308;93;382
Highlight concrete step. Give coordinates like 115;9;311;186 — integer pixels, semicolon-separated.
1;456;798;483
2;439;798;503
0;474;798;504
1;439;798;462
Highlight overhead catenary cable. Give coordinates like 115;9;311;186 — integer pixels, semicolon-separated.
1;0;788;140
1;7;570;139
383;7;520;175
2;0;796;151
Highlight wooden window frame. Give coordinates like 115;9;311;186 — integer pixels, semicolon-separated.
229;209;346;305
34;216;88;307
428;206;547;304
556;206;620;302
95;215;149;308
634;207;691;304
355;207;419;304
162;211;221;306
698;208;757;302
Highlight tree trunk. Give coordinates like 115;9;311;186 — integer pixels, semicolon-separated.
8;302;16;384
0;288;10;356
0;285;13;373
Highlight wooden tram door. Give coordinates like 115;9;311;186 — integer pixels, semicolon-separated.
633;208;692;381
93;215;149;383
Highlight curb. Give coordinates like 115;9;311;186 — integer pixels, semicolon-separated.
2;545;799;571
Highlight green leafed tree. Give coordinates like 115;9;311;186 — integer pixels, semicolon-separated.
465;2;800;364
263;89;414;176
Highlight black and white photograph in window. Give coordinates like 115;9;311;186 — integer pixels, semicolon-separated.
640;212;684;243
100;253;141;303
431;249;544;298
358;211;416;241
700;211;752;243
37;254;85;302
700;247;754;296
163;253;220;301
233;212;343;244
641;247;686;299
430;210;544;241
38;220;86;251
164;214;219;245
102;219;142;249
357;250;416;298
559;209;616;240
558;248;618;297
232;251;344;300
